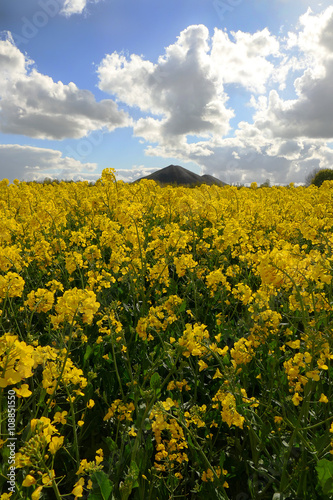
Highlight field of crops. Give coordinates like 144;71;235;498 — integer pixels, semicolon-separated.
1;169;333;500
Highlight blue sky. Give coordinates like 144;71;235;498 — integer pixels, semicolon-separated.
1;0;333;184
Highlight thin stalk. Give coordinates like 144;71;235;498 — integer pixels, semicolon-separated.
43;321;75;416
40;456;62;500
279;381;314;492
128;216;147;315
163;409;229;499
110;338;125;399
65;384;80;465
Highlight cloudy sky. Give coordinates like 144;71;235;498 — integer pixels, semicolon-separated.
1;0;333;185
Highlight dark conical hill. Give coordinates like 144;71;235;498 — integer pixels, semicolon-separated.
134;165;226;186
200;174;226;186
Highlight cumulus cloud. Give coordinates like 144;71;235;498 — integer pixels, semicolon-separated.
115;166;160;183
0;36;29;77
98;25;235;151
0;144;99;182
3;6;333;186
97;7;333;185
296;6;333;62
61;0;103;17
251;7;333;141
0;35;130;140
192;143;293;186
97;23;285;178
97;24;282;157
211;27;280;93
253;65;333;139
176;132;333;186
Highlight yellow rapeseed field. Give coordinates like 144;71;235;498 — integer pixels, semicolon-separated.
0;169;333;499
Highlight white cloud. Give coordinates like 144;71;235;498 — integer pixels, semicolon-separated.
98;25;281;155
115;166;159;183
0;144;99;182
3;6;333;186
296;6;333;61
96;11;333;185
0;35;30;78
186;136;333;186
61;0;103;17
211;27;280;93
252;7;333;141
0;35;130;140
98;25;235;152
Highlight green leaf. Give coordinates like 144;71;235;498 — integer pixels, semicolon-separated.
150;372;161;391
87;493;104;500
120;460;140;500
88;470;114;500
178;300;187;312
131;460;139;476
314;434;330;455
105;437;117;452
223;354;230;365
84;344;93;363
219;451;226;469
316;459;333;495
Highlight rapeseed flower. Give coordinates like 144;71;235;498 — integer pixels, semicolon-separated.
212;388;245;429
24;288;54;313
1;172;333;499
0;335;35;387
52;288;100;326
0;272;25;300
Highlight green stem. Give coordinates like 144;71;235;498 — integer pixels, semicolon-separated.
8;298;23;340
279;381;313;492
65;384;80;465
0;295;8;330
130;395;156;461
111;339;125;399
41;456;62;500
163;409;229;499
302;416;333;431
51;478;63;500
131;217;147;313
43;323;74;416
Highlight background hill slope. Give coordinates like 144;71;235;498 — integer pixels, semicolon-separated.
134;165;226;186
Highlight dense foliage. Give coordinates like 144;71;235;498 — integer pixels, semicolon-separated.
0;170;333;500
310;168;333;187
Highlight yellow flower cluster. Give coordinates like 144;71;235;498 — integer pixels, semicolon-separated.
0;272;25;300
212;388;245;429
24;288;55;313
1;173;333;497
136;295;183;341
104;399;135;422
201;466;228;488
76;449;104;474
42;352;88;395
0;333;87;401
150;403;189;472
230;337;255;368
0;335;35;388
16;416;63;471
184;404;207;428
52;288;100;327
167;379;191;392
206;269;231;296
178;323;210;357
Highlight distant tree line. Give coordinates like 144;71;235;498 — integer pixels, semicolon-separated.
305;168;333;187
21;169;333;188
26;178;95;186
